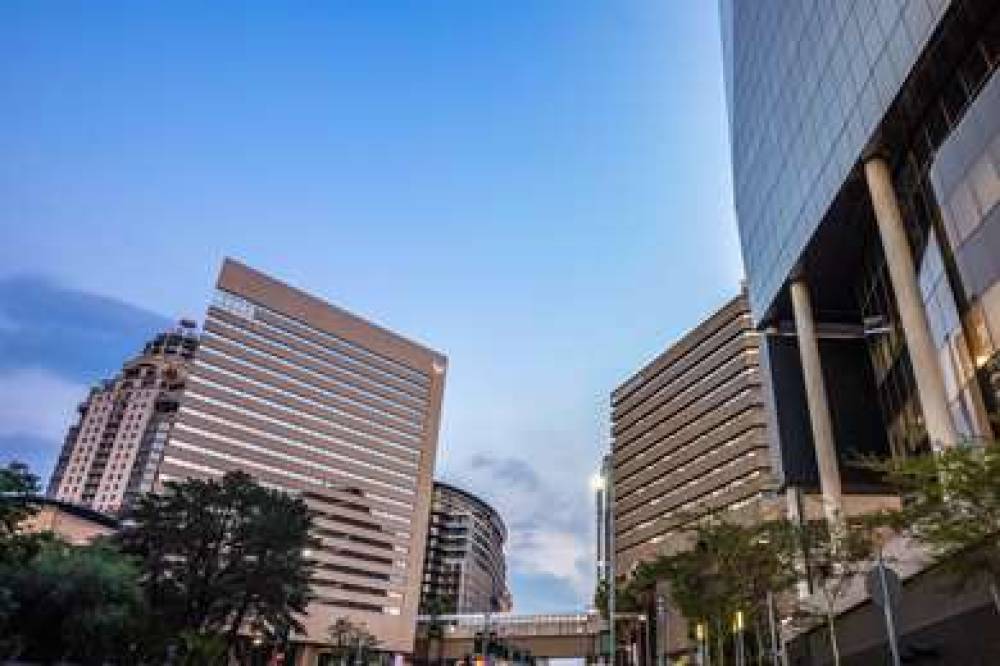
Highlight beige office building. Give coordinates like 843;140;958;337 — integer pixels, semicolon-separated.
611;292;776;574
157;259;447;656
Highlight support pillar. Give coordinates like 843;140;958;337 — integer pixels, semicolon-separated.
864;155;958;450
790;278;844;526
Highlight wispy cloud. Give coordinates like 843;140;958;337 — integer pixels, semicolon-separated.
0;275;171;382
0;274;172;480
443;454;595;610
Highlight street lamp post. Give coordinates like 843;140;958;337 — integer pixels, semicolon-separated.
733;611;745;666
592;469;615;666
607;473;615;666
695;623;707;666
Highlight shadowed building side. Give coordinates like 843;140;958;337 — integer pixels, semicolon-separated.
611;291;779;577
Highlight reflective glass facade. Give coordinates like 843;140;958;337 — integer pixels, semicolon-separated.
930;67;1000;434
722;0;951;320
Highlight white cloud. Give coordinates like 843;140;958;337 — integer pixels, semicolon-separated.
444;454;596;608
0;368;86;441
509;528;593;598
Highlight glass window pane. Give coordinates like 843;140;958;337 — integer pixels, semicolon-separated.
949;180;981;245
969;153;1000;215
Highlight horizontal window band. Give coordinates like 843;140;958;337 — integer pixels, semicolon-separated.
169;426;416;502
186;370;423;457
179;405;417;486
183;390;419;481
206;312;430;408
196;338;425;441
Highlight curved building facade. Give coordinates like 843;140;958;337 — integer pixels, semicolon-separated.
420;482;511;614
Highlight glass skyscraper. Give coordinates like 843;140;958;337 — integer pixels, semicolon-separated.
722;0;998;517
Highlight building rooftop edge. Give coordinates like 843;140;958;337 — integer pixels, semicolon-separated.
611;289;749;402
8;495;121;529
219;257;448;366
432;480;507;533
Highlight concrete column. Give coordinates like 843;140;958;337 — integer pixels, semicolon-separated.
790;278;844;526
785;486;811;598
864;156;958;450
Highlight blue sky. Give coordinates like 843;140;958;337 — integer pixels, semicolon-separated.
0;1;740;613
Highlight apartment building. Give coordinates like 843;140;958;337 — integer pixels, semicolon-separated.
47;322;198;515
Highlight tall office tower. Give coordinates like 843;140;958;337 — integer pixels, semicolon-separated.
593;454;612;586
610;292;778;575
157;259;446;656
721;0;1000;522
47;322;198;515
419;482;511;615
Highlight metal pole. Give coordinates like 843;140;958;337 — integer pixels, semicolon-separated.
877;551;901;666
696;624;709;666
644;617;651;666
608;473;616;666
766;592;781;666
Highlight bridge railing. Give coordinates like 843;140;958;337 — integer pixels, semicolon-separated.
416;611;643;638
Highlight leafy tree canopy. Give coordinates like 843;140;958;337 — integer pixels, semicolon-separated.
116;470;316;657
864;442;1000;604
0;462;44;567
0;539;143;664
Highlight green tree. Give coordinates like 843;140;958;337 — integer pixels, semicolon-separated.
0;461;46;567
420;593;455;665
116;471;315;659
866;442;1000;613
328;616;380;665
177;629;229;666
789;520;875;666
624;518;798;665
625;515;880;666
0;461;63;659
0;539;143;664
